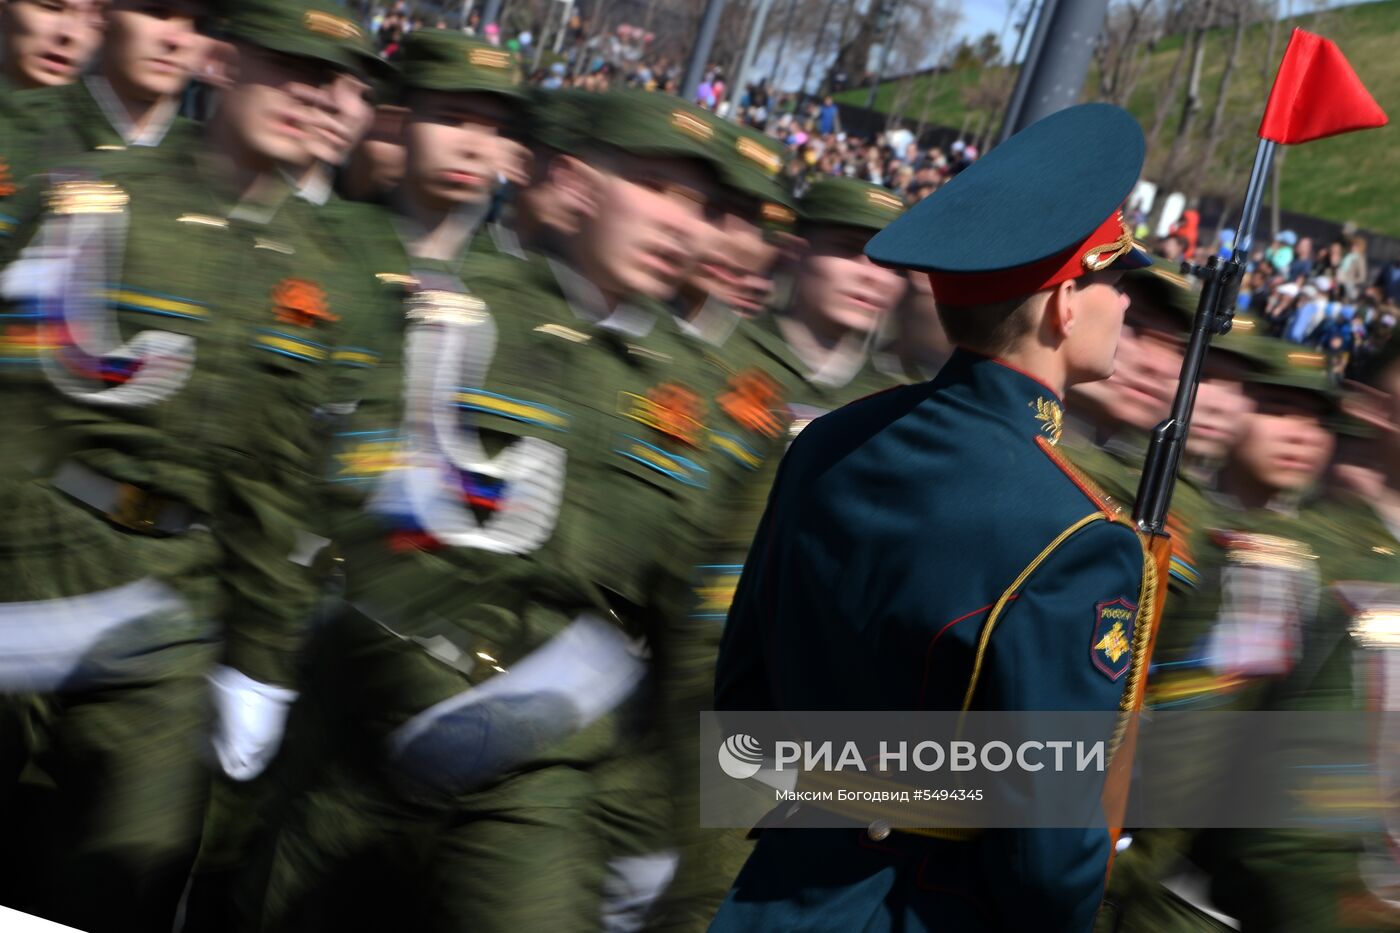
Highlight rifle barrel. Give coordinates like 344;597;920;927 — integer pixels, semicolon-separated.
1131;139;1276;533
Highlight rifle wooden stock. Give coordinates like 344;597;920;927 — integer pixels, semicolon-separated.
1102;530;1172;877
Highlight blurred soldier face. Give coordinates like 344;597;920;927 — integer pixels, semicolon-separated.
1356;358;1400;487
512;148;593;242
342;104;407;201
101;0;209;101
1188;354;1253;461
890;271;952;370
574;154;713;303
1330;432;1383;499
1061;271;1132;387
220;44;333;170
496;137;530;188
307;71;375;166
1072;301;1180;431
1233;385;1335;493
793;224;907;337
691;209;781;316
677;195;729;307
405;90;511;211
1;0;103;89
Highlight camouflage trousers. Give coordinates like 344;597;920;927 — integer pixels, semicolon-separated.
0;480;221;933
255;601;652;933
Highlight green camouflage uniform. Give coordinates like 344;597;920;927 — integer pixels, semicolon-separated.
1102;339;1382;932
656;175;907;933
254;61;761;932
0;4;381;930
1069;270;1274;933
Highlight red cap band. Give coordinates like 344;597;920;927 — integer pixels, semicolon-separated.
927;211;1134;306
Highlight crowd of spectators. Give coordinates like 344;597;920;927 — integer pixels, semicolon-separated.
351;2;1395;377
1149;214;1399;384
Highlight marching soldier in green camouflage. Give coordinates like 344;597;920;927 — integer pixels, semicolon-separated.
257;68;776;930
1072;267;1271;933
0;0;101;236
1296;334;1400;930
689;176;910;634
1187;343;1400;933
612;114;800;933
1102;342;1379;932
1065;264;1272;648
0;0;219;466
1;0;213;186
178;18;395;933
654;175;909;932
250;31;538;933
0;0;104;882
0;1;382;929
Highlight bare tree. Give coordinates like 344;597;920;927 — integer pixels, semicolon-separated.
887;74;917;126
1094;0;1157;105
819;0;962;96
1156;0;1217;193
911;29;957;137
1189;0;1249;196
960;67;1014;150
1146;0;1205;150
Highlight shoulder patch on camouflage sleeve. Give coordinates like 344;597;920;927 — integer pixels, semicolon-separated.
1091;597;1138;681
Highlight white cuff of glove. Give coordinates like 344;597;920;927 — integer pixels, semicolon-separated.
208;664;298;781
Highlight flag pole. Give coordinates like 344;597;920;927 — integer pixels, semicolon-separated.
1233;139;1278;259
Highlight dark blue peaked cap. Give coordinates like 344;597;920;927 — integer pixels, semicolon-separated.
866;103;1151;305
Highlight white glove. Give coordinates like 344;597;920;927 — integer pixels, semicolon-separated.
208;665;298;781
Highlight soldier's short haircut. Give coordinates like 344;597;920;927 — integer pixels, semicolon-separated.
936;292;1042;356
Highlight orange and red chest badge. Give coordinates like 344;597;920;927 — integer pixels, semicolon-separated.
718;369;783;438
272;278;337;329
620;382;705;448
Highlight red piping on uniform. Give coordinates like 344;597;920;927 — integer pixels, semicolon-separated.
988;357;1064;402
1034;436;1114;518
919;597;1017;707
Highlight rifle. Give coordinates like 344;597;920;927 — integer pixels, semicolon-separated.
1101;25;1389;868
1099;141;1268;861
1127;136;1275;703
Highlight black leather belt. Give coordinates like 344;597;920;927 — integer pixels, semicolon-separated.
51;461;202;535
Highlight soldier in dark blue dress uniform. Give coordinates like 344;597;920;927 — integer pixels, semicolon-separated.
710;103;1157;932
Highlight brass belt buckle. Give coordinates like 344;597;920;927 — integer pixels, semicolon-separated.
111;483;160;531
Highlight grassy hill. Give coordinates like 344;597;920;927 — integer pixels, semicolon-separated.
837;0;1400;235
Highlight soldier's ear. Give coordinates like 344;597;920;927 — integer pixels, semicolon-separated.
201;39;237;89
777;232;808;267
549;154;602;221
1340;381;1398;435
1043;278;1078;343
495;138;530;189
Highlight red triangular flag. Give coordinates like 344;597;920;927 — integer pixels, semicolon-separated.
1258;28;1387;144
